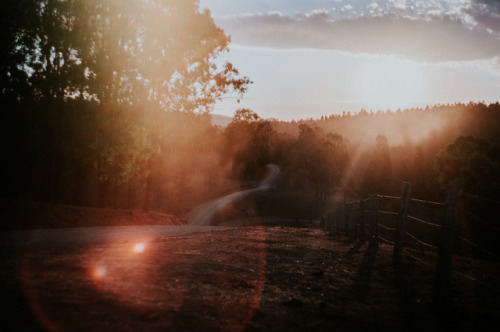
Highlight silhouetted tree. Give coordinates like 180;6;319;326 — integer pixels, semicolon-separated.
362;135;393;196
434;136;500;197
223;109;275;180
1;0;250;211
293;124;349;197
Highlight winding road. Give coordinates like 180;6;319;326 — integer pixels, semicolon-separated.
187;164;280;226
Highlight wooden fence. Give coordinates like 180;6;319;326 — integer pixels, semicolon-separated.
320;180;500;305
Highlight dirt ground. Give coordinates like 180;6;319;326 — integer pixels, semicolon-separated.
1;200;186;231
1;201;500;331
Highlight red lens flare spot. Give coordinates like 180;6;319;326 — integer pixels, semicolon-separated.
94;265;107;278
133;242;146;253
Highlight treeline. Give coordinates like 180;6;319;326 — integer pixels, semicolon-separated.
222;102;500;202
1;0;249;212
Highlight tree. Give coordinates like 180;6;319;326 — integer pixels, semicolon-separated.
117;1;252;211
0;1;38;102
293;124;349;197
434;136;500;197
1;0;251;210
223;109;275;180
362;135;393;196
233;108;261;122
1;0;89;202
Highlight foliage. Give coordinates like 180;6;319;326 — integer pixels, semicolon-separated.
222;109;274;179
267;102;500;200
360;135;393;196
435;136;500;197
1;0;250;210
294;124;349;197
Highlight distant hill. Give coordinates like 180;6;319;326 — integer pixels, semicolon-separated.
211;114;233;127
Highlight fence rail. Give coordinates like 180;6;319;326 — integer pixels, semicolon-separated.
321;180;500;305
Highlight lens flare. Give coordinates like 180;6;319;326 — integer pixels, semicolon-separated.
94;265;107;278
133;242;146;253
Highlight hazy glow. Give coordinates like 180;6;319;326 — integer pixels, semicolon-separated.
355;57;426;111
94;266;107;278
133;242;146;253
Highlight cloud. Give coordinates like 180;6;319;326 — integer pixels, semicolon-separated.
216;10;500;62
464;0;500;34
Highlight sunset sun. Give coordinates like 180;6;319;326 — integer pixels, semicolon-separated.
355;57;426;111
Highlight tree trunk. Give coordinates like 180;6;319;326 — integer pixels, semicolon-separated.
51;150;61;203
73;163;82;206
143;158;154;212
97;179;109;208
127;179;133;209
113;178;118;209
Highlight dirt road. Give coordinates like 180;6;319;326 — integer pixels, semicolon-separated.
187;164;280;226
1;222;499;331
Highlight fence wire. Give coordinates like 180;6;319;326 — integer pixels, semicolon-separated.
407;250;500;292
464;193;500;205
407;214;441;228
405;251;435;268
327;187;500;303
378;223;396;232
378;195;399;200
456;234;500;261
410;197;445;206
465;209;500;233
452;269;500;293
378;235;395;245
406;251;500;292
405;231;439;251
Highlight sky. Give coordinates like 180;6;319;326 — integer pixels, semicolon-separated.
199;0;500;121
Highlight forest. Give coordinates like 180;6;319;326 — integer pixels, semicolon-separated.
1;0;250;213
2;1;500;223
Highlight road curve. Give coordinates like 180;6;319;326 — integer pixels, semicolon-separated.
187;164;280;226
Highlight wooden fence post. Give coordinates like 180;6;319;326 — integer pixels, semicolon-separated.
345;203;351;237
342;205;348;236
358;201;365;242
393;182;412;265
369;195;380;247
334;209;339;233
349;202;358;239
435;180;460;305
337;207;343;233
